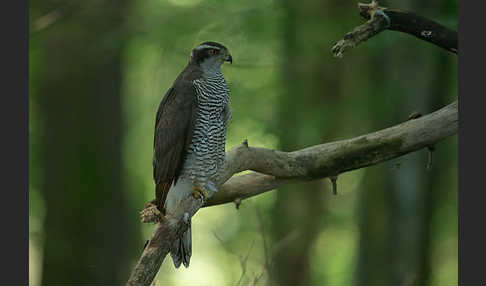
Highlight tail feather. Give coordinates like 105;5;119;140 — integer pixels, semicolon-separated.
170;220;192;268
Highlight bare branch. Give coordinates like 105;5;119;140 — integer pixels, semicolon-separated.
127;199;202;285
332;1;457;57
206;101;457;207
127;101;457;285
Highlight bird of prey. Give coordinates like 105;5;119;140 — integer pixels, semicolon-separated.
152;42;233;268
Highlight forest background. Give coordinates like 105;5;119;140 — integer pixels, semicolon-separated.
29;0;458;285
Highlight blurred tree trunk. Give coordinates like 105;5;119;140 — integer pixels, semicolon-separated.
417;50;457;286
355;2;457;286
384;47;455;286
35;1;138;285
270;0;346;285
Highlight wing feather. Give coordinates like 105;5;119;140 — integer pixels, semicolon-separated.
153;79;197;211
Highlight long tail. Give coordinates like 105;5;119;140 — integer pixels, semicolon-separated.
170;220;192;268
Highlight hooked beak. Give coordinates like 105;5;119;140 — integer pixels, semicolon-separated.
225;54;233;64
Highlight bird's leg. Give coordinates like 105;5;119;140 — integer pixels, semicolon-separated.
193;184;208;203
193;181;219;203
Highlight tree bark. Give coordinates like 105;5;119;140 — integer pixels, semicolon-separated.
332;1;458;57
207;101;457;206
127;100;457;285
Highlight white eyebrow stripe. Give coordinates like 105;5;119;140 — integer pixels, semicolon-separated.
194;44;221;51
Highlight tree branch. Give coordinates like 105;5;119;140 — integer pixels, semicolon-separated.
127;101;457;285
206;100;457;206
332;0;458;57
127;3;459;284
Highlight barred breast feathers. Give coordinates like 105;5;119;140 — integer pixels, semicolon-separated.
180;68;231;186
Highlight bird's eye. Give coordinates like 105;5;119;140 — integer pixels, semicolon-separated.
208;49;218;55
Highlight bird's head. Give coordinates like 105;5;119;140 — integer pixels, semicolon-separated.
189;41;232;70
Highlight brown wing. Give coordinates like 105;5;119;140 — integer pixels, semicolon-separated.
153;79;197;212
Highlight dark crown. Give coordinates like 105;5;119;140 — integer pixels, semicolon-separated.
190;42;228;65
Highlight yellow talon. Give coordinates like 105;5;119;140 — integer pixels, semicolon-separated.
193;185;208;201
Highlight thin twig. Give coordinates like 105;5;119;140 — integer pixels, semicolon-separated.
254;205;270;271
329;175;338;195
213;233;255;286
236;240;255;286
426;146;435;171
252;269;265;286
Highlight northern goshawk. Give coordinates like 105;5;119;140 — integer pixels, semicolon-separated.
152;42;232;268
